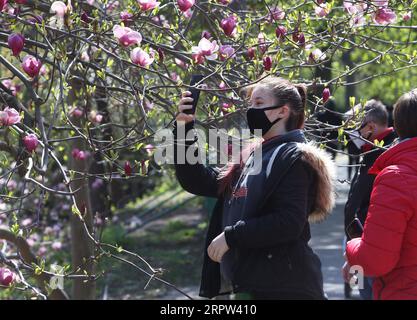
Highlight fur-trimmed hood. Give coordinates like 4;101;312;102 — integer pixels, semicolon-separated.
297;142;336;223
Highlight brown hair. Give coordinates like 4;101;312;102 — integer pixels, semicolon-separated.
217;75;307;197
393;89;417;139
240;76;307;131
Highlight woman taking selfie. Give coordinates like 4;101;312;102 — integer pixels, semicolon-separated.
172;75;335;300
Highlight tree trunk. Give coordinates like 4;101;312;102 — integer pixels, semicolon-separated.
342;49;356;111
68;77;96;300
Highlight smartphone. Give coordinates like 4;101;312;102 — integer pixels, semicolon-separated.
346;217;364;239
183;74;204;115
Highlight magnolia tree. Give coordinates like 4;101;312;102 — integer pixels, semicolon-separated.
0;0;416;299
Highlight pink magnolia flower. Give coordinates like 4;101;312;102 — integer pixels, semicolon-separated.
10;180;17;190
39;65;48;76
0;0;8;11
183;8;193;19
298;32;306;47
0;107;21;126
175;57;187;69
177;0;194;12
120;11;133;22
219;45;235;61
0;268;15;287
263;56;272;71
221;102;233;114
81;12;92;24
27;238;36;247
50;1;67;17
323;88;330;103
344;1;367;15
191;38;219;64
257;32;268;55
144;99;154;112
351;14;366;27
199;39;220;56
403;11;412;22
201;30;211;39
373;8;397;24
38;246;47;256
219;81;227;90
157;47;165;63
77;151;89;161
94;114;103;123
151;14;169;27
106;0;119;12
130;47;155;67
268;6;285;22
52;241;62;250
138;0;160;11
72;148;90;161
8;33;25;56
23;134;39;152
247;47;256;60
69;106;84;118
124;161;132;176
21;55;42;78
80;51;90;62
344;0;368;26
113;25;142;47
309;48;326;63
1;80;17;96
88;110;103;124
89;110;103;124
87;0;95;4
21;218;32;227
220;16;237;37
275;26;287;41
191;54;204;64
373;0;388;7
120;11;133;26
315;4;330;17
145;144;155;156
170;72;179;82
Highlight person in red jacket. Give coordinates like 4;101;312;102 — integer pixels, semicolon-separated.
344;89;417;300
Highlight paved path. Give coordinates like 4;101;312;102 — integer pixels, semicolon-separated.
310;197;352;299
310;154;360;300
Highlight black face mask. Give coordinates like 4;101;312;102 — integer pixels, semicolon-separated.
246;105;283;135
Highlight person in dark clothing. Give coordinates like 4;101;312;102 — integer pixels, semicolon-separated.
346;139;361;181
343;99;397;300
315;99;343;159
386;104;394;127
172;76;336;299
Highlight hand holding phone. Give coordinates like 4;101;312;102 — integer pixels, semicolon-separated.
183;74;204;115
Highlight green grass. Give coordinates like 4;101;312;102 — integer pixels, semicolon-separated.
95;203;207;299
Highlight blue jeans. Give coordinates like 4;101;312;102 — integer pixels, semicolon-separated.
359;276;374;300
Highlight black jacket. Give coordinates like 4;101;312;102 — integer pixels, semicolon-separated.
173;121;335;299
344;128;397;239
